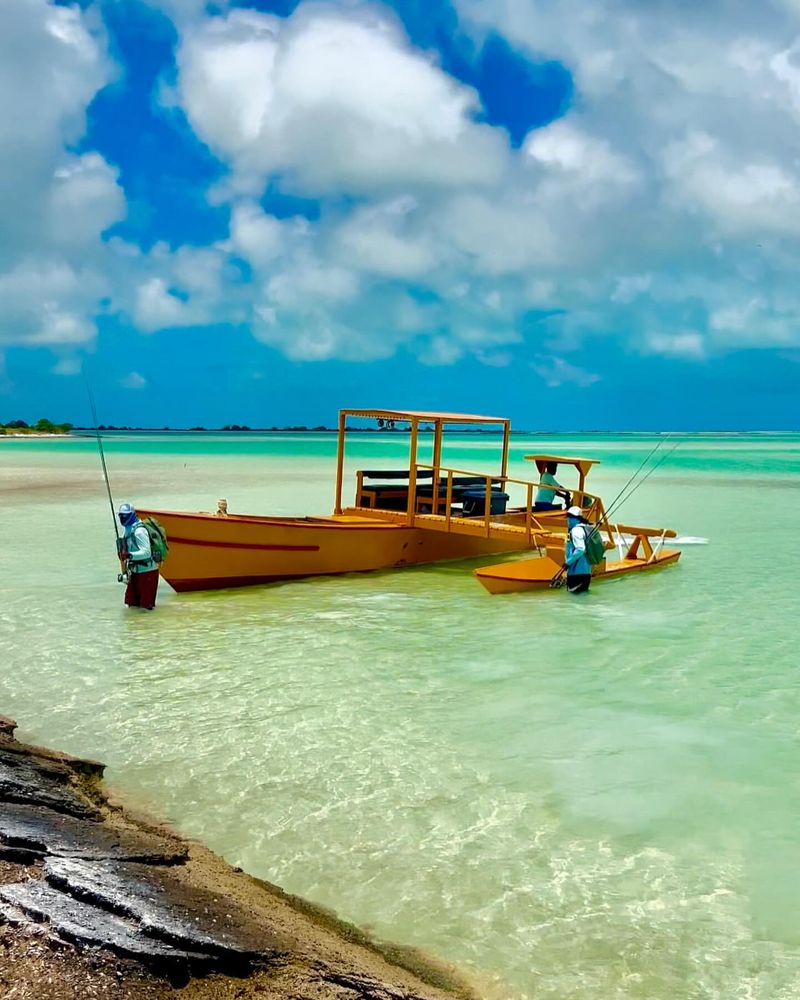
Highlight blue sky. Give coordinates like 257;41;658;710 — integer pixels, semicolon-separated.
2;0;800;429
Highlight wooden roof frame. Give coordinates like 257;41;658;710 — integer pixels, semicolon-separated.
341;408;509;426
334;408;512;516
523;454;600;494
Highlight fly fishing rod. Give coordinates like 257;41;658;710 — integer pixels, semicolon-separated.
550;434;678;588
612;438;682;510
86;380;126;582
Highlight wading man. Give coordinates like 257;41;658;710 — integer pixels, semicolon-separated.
564;505;592;594
118;502;159;610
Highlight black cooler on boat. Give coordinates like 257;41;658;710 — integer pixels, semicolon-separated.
461;489;510;517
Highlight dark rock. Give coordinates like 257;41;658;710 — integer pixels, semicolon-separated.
0;750;100;819
45;857;284;965
0;803;187;864
0;740;104;778
0;844;42;865
0;881;209;972
0;747;70;782
0;716;16;739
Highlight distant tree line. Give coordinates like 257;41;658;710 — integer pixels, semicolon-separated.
3;419;502;435
68;423;337;432
220;424;331;431
0;418;73;435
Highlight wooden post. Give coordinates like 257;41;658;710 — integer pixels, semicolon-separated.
445;471;453;529
432;419;443;515
525;483;533;547
407;419;419;526
500;420;510;482
355;470;364;508
485;475;492;537
626;534;654;561
648;530;667;563
334;410;346;515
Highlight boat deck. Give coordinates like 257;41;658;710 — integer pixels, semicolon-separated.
341;506;547;546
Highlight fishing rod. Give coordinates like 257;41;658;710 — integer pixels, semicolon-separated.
550;434;678;588
592;441;681;531
86;380;126;582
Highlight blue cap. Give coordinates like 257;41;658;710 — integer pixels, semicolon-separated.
118;502;135;516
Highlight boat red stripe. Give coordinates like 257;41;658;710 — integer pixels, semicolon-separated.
166;536;320;552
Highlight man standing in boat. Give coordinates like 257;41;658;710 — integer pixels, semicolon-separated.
534;462;570;511
117;502;159;610
564;506;592;593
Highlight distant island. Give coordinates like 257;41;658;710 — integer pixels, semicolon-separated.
69;423;506;434
72;424;340;433
0;418;73;436
8;420;782;437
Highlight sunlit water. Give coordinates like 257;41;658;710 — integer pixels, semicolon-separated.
2;432;799;998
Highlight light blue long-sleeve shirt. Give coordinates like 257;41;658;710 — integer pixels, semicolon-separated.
565;522;591;576
124;520;156;573
535;471;563;504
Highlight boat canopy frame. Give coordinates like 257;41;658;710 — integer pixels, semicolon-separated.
334;408;511;516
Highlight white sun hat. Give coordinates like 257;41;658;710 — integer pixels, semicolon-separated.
566;506;584;517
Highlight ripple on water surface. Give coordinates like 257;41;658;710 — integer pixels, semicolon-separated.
2;433;800;998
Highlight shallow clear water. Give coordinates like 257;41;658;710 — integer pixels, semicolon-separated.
2;432;799;998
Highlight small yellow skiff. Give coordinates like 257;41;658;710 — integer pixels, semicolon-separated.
474;527;681;595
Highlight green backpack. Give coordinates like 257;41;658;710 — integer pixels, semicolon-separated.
140;517;168;564
582;524;607;566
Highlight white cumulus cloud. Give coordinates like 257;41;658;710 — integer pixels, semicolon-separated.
10;0;800;380
174;4;509;194
0;0;122;349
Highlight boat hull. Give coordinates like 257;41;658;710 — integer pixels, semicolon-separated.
138;510;533;592
475;550;681;595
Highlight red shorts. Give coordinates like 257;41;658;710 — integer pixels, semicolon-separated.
125;569;159;610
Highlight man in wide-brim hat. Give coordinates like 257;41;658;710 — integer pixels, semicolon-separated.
118;502;159;610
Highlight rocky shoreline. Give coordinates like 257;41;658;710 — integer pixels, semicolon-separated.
0;715;477;1000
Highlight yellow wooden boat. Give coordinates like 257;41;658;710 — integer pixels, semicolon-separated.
137;408;679;593
474;529;681;595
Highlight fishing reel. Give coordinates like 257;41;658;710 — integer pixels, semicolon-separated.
118;571;129;584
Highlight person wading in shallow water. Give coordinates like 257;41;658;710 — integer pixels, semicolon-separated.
117;502;159;610
564;505;592;594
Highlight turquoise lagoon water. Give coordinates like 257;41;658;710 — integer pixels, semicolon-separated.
1;432;799;998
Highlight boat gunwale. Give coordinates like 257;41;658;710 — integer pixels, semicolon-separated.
136;509;412;531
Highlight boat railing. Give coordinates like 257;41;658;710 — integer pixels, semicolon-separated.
355;468;503;510
351;463;615;546
414;464;608;545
